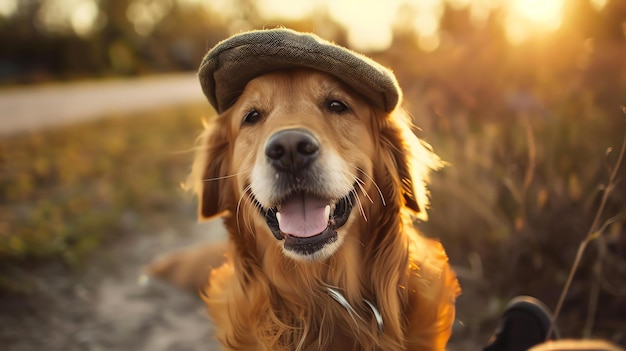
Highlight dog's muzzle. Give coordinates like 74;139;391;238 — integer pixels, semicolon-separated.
257;128;356;257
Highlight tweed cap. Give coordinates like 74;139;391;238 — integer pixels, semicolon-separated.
198;28;401;113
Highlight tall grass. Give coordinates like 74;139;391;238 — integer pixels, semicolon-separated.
421;100;626;341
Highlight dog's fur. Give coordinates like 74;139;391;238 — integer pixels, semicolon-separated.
179;68;459;350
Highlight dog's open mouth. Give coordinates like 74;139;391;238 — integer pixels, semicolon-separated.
261;190;356;256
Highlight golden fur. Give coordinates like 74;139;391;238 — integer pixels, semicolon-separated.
188;69;460;350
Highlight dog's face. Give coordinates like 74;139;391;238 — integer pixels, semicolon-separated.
233;69;376;261
196;69;434;261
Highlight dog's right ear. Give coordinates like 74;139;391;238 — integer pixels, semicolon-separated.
377;109;442;221
188;116;234;220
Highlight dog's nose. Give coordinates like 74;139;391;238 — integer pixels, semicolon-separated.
265;128;320;172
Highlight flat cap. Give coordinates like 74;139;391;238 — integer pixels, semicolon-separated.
198;28;401;113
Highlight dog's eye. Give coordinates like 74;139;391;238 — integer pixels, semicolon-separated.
326;100;349;113
243;110;262;125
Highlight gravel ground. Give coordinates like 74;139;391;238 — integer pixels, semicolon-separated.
0;220;224;351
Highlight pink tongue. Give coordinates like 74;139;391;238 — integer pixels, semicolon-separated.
277;195;329;237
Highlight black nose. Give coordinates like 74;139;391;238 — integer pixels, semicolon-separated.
265;128;320;173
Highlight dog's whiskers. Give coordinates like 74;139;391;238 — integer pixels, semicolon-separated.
348;165;386;206
203;172;241;182
235;186;246;235
236;185;255;237
243;197;256;236
354;176;374;204
351;188;367;222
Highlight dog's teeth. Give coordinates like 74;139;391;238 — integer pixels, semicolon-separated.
325;205;331;219
276;212;281;223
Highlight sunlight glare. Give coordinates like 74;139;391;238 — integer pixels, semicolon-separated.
327;0;403;52
71;0;100;37
509;0;564;30
35;0;104;36
37;0;78;34
0;0;16;18
505;0;564;44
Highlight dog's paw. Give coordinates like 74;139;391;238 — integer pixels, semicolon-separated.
144;241;228;292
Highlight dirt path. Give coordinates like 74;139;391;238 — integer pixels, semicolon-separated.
0;73;207;136
0;219;224;351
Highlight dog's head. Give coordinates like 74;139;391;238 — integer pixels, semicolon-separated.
191;29;440;262
191;67;440;262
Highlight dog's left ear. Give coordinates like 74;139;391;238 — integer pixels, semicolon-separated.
188;116;234;220
380;110;442;220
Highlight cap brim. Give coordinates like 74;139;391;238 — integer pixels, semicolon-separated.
198;28;401;113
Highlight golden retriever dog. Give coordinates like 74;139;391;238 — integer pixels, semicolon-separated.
151;29;460;351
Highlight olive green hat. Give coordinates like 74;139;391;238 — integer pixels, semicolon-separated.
198;28;401;113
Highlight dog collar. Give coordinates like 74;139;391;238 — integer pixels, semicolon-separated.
198;28;401;114
327;287;384;334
